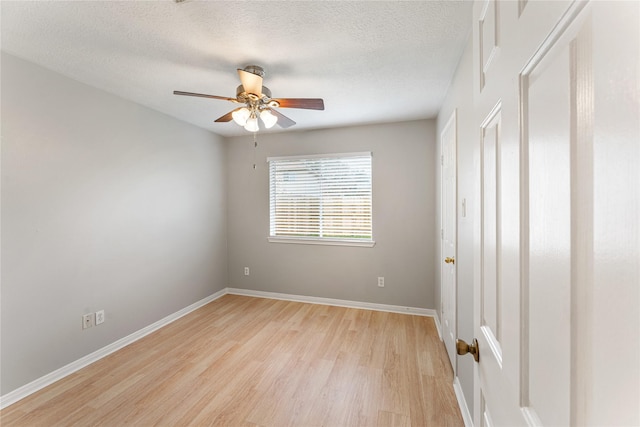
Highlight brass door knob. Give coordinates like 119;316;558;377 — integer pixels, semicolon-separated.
456;338;479;362
444;257;455;264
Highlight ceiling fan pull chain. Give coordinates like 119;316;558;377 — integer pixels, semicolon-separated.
252;132;258;170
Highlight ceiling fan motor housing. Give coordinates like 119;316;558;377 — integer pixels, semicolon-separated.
242;65;265;78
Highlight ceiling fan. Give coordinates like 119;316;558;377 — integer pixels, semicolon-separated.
174;65;324;132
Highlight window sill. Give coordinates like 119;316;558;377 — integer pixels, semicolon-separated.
268;236;376;248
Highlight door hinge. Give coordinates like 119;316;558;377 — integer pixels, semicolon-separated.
441;155;444;166
441;228;444;239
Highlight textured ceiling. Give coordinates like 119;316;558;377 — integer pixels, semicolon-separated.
1;1;472;137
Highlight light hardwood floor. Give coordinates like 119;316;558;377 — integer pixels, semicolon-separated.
1;295;464;426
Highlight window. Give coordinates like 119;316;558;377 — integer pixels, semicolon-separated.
268;152;374;247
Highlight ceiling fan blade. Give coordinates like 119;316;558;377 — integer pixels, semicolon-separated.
273;98;324;110
270;109;296;129
214;108;242;123
173;91;237;102
237;69;263;96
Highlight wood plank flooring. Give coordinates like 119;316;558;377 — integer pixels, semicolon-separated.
1;295;464;426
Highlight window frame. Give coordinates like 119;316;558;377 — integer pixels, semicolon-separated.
267;152;375;248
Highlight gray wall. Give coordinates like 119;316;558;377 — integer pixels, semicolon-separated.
436;39;475;414
1;53;228;394
226;120;437;309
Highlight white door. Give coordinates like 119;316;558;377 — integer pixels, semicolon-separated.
468;1;640;425
441;110;458;372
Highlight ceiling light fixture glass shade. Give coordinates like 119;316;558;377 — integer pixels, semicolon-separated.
244;113;259;132
232;107;251;126
260;109;278;129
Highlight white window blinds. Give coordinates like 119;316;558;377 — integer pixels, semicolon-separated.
268;152;372;243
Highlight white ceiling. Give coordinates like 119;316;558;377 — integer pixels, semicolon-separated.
1;1;473;137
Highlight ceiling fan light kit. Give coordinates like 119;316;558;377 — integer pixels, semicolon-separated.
174;65;324;132
244;113;260;132
260;109;278;129
231;107;250;126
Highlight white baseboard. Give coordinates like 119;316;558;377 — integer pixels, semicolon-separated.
2;287;439;409
226;287;437;318
0;289;227;410
433;312;443;340
453;376;473;427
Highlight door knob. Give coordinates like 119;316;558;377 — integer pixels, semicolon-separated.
444;257;455;264
456;338;479;362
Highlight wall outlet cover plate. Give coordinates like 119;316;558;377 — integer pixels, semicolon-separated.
96;310;105;325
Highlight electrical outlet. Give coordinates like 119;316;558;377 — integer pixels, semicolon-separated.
378;277;385;287
82;313;94;329
244;267;250;276
95;310;105;325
